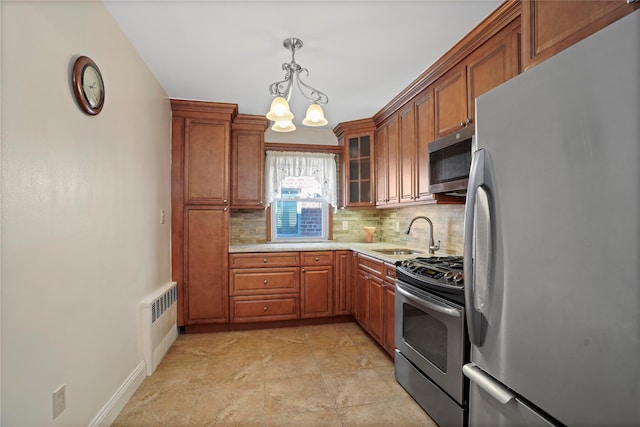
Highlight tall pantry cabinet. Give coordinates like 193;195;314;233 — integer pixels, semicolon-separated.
171;100;238;331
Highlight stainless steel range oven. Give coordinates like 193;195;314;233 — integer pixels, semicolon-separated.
394;256;469;427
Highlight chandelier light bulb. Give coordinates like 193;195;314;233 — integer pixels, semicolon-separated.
271;119;296;133
266;97;294;121
302;104;328;127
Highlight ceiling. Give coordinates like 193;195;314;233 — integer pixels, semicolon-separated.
104;0;501;128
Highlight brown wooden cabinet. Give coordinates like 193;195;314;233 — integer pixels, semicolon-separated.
230;114;268;209
414;89;435;200
334;250;353;316
184;207;229;325
355;269;370;329
333;119;376;207
229;252;300;323
355;254;387;345
368;274;384;343
522;0;639;71
466;18;521;124
301;251;334;319
171;100;237;329
382;263;396;358
434;64;469;139
433;16;522;139
398;105;416;203
183;119;231;205
374;117;399;206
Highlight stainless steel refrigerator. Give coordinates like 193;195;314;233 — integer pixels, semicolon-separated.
463;10;640;426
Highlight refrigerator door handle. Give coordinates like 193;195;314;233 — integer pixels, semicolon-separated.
463;363;516;405
464;148;487;346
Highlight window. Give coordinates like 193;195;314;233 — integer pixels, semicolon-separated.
265;151;337;242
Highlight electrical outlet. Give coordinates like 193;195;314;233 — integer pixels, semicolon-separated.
342;221;348;230
53;384;66;419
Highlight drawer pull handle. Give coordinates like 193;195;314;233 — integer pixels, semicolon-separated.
263;280;268;285
263;306;268;311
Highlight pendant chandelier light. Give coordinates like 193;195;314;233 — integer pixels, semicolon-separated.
266;37;329;132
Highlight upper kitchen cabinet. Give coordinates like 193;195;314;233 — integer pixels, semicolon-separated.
398;104;417;203
172;100;238;206
334;119;376;207
230;114;269;209
434;17;521;139
522;0;639;71
375;116;399;206
414;89;435;200
433;63;469;139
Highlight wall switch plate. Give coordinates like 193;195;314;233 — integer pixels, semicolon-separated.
53;384;66;419
395;221;400;233
342;221;348;230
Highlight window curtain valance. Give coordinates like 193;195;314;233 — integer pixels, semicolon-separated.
264;150;337;212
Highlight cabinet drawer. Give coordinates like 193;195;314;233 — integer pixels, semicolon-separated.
230;267;300;295
230;294;299;323
384;263;397;283
229;252;300;268
358;254;384;277
301;251;334;266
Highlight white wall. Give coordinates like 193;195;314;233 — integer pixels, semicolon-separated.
265;127;338;145
1;1;172;425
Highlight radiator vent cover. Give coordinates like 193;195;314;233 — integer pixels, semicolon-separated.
151;286;177;323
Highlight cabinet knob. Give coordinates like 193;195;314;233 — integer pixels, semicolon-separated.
223;207;228;211
263;306;268;311
315;257;319;261
223;199;227;203
263;258;268;263
263;279;268;285
466;118;472;125
301;268;305;272
459;121;466;128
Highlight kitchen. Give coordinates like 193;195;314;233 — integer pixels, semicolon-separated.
2;1;639;426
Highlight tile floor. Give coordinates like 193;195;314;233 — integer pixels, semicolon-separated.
113;322;437;426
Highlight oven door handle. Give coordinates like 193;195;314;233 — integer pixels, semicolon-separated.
396;284;460;318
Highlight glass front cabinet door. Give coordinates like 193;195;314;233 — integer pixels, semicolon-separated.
334;119;376;207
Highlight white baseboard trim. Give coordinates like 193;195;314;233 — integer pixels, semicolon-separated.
88;361;146;427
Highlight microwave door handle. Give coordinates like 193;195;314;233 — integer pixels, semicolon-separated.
464;148;487;346
396;284;460;318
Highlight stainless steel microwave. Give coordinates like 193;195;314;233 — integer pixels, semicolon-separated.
428;127;474;194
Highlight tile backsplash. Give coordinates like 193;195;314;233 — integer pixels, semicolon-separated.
230;203;465;255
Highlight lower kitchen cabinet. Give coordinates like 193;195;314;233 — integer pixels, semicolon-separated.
368;275;384;343
301;265;334;319
230;294;299;323
355;270;370;330
229;252;300;324
334;250;353;315
301;251;334;319
184;207;229;326
356;254;392;349
382;262;397;358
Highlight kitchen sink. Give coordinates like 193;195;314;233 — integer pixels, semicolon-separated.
373;248;424;256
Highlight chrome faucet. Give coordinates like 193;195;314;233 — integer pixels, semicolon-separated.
404;216;440;254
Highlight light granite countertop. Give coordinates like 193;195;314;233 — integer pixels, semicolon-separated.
228;242;456;264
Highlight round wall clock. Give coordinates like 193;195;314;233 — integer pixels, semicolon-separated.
72;56;105;115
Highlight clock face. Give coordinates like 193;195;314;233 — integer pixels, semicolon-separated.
82;65;104;108
72;56;105;115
